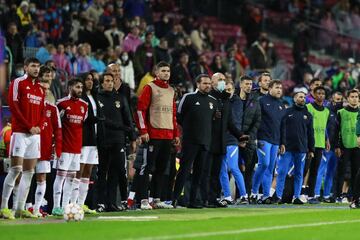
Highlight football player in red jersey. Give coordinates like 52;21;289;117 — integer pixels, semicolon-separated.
52;78;88;216
1;58;45;219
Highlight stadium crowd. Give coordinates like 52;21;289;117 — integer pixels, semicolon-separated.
1;0;360;219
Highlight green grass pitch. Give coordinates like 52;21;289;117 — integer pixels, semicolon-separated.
1;205;360;240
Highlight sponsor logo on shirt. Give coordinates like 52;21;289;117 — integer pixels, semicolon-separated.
46;110;51;117
195;102;200;105
27;93;42;105
304;115;308;120
115;101;121;108
66;114;84;124
209;102;213;109
80;106;85;114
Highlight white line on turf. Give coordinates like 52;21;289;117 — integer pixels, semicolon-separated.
97;216;159;220
126;219;360;240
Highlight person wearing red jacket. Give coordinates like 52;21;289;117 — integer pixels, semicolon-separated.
128;61;179;210
32;68;62;217
52;78;88;216
1;58;45;219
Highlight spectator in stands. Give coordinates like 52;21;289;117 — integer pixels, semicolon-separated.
292;20;311;64
190;23;207;53
85;0;104;25
155;14;172;39
137;66;155;96
133;31;157;83
232;43;249;70
78;20;97;45
243;6;262;48
140;25;160;48
90;50;107;74
155;38;172;64
99;3;115;28
123;0;146;19
319;10;338;52
184;37;199;65
350;6;360;38
69;12;81;43
120;51;135;91
105;18;125;48
291;52;313;85
171;52;193;91
24;23;46;48
53;44;72;76
190;53;213;78
92;23;110;51
223;48;243;83
0;3;21;33
104;47;118;65
17;1;32;36
249;36;271;71
76;44;92;74
6;22;23;65
210;54;227;74
122;26;143;54
166;23;185;49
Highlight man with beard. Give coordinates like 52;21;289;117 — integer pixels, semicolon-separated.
273;91;314;204
252;72;271;100
52;78;88;216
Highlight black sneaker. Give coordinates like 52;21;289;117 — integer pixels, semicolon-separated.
308;197;320;204
293;198;304;205
221;199;234;205
216;200;228;208
96;204;107;213
249;195;257;204
187;203;203;209
349;201;360;209
271;195;282;204
172;199;178;209
235;197;249;205
106;204;123;212
121;201;128;210
323;197;335;203
262;197;272;204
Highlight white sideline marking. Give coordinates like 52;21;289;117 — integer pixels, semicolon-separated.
127;219;360;240
97;216;159;220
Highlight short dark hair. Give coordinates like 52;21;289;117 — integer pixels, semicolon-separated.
346;89;359;97
24;57;40;66
39;66;52;78
155;61;170;70
313;86;326;94
310;78;322;86
240;75;253;82
269;79;282;88
100;72;114;84
68;78;83;87
195;74;210;83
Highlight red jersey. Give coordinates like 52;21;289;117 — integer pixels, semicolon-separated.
40;101;62;161
135;79;178;140
8;74;45;133
57;96;88;154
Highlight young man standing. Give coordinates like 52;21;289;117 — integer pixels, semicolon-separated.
52;78;88;216
305;86;330;204
335;90;360;205
274;91;314;204
251;80;285;204
129;61;179;209
33;76;62;217
1;58;45;219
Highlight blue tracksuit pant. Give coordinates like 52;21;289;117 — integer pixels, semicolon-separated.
220;145;247;198
275;152;306;199
252;140;279;197
315;150;338;197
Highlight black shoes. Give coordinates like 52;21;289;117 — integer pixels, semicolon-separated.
187;203;203;209
106;204;123;212
293;198;305;205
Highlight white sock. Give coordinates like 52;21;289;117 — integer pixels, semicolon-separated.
70;178;80;204
53;171;66;209
149;197;153;203
128;191;135;200
12;184;19;211
78;178;90;206
16;170;34;211
1;165;22;209
224;196;233;201
34;181;46;212
62;172;75;207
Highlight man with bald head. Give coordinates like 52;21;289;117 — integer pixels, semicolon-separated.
201;72;246;208
106;63;131;104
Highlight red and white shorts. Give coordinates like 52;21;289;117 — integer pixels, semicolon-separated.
10;132;40;159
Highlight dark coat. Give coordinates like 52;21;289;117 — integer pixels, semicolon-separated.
82;93;101;146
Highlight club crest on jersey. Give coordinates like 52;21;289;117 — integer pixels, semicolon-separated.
304;115;308;120
149;145;154;152
115;101;121;108
209;102;213;109
98;101;104;108
80;106;85;114
279;106;283;110
46;110;51;117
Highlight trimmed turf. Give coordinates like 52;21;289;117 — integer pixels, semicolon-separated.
1;205;360;240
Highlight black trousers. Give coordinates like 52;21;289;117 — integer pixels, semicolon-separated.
173;142;208;205
306;148;323;197
97;144;126;206
132;139;172;200
242;146;257;196
161;150;177;201
335;148;360;197
200;152;223;204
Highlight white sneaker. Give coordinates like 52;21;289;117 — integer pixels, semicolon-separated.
140;200;153;210
33;210;43;218
160;202;174;209
342;197;349;204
